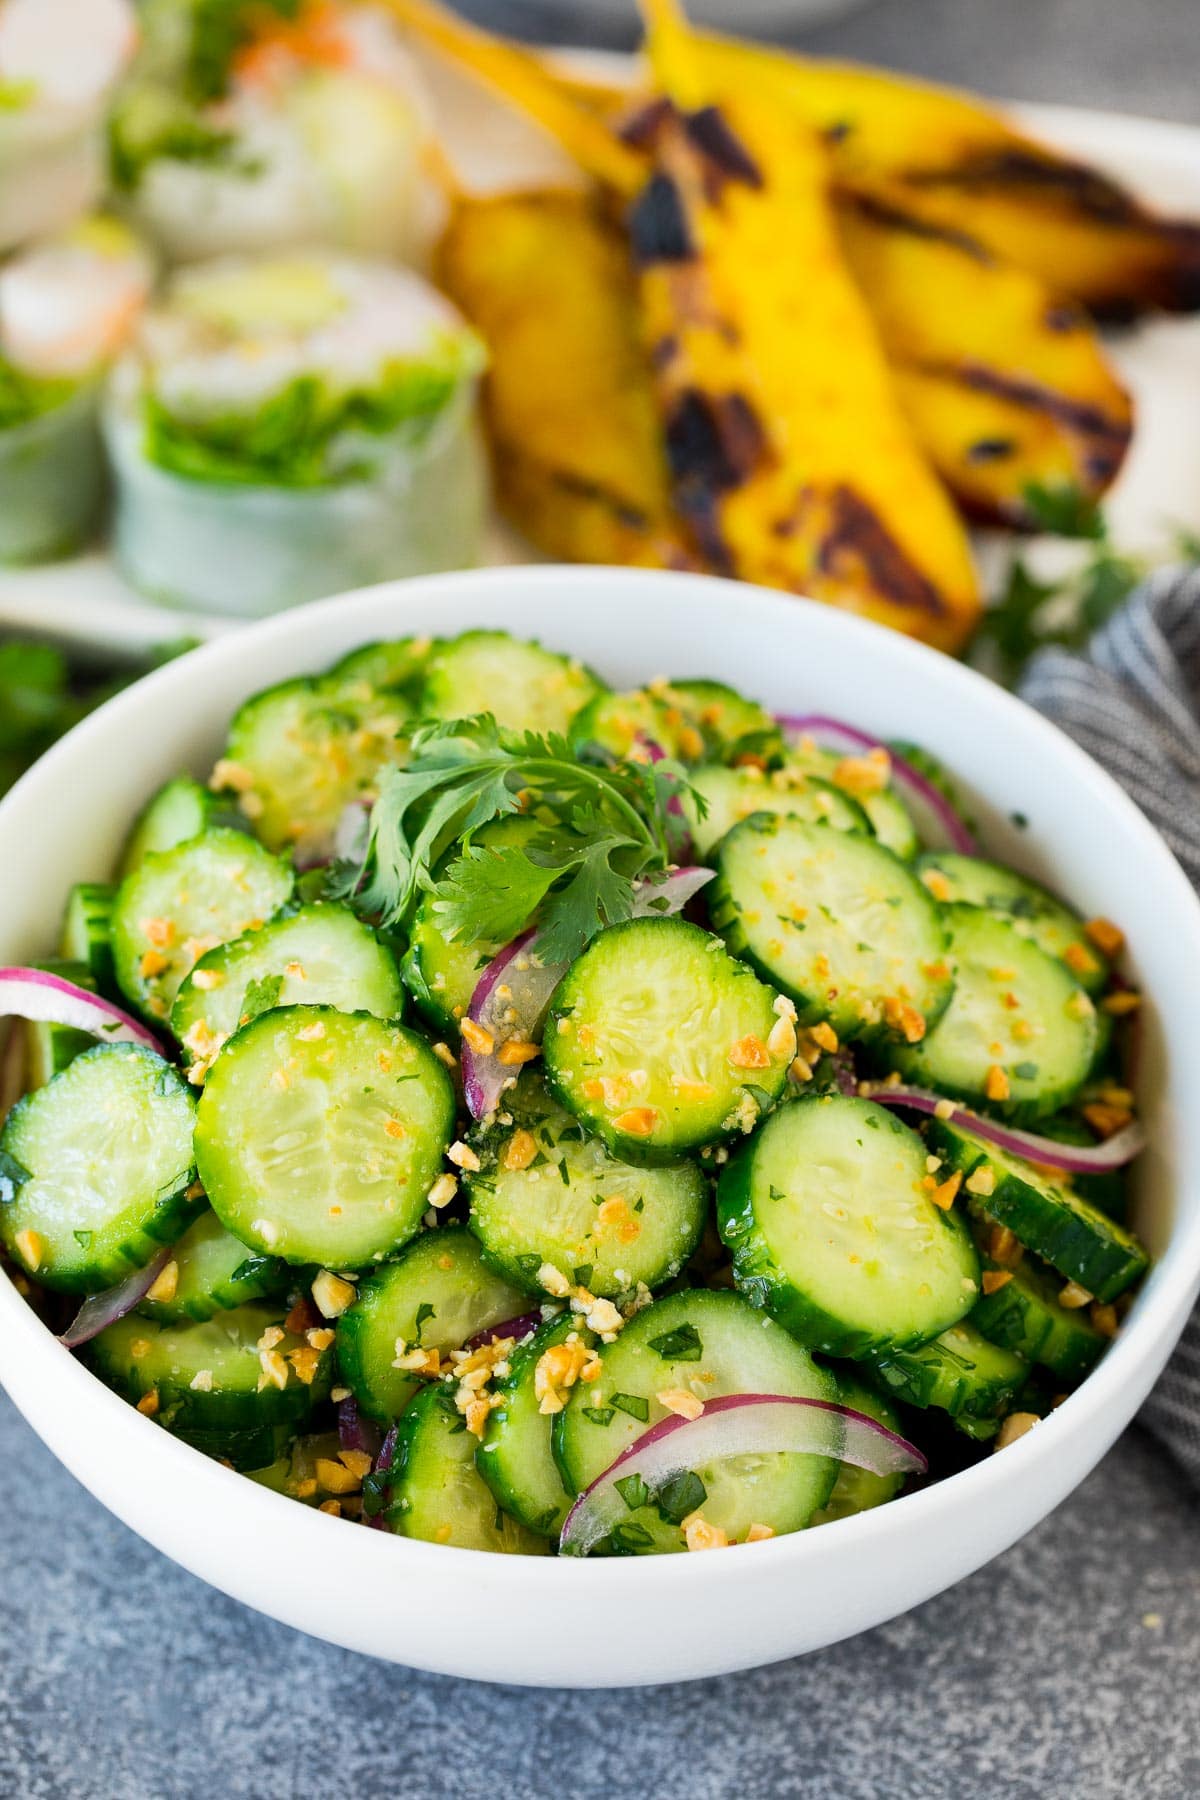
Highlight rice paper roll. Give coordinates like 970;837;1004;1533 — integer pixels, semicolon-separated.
0;0;136;252
0;215;152;563
104;251;489;616
110;0;432;265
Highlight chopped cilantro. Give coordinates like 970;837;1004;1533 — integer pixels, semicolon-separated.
647;1323;703;1362
610;1392;650;1422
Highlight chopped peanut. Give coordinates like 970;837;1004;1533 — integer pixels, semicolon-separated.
14;1228;41;1270
1101;989;1141;1016
934;1098;957;1121
535;1338;602;1415
612;1107;658;1138
981;1269;1013;1296
497;1039;540;1067
1082;1101;1134;1139
1064;942;1100;978
427;1173;458;1209
503;1129;538;1172
1059;1280;1093;1310
929;1171;962;1212
744;1522;775;1544
316;1456;362;1495
258;1349;289;1391
538;1262;572;1298
431;1041;458;1070
392;1341;442;1376
965;1167;996;1198
984;1065;1011;1103
139;950;168;979
136;1389;160;1417
447;1140;481;1173
683;1514;730;1551
286;1345;323;1386
318;1499;342;1518
994;1411;1039;1451
657;1388;704;1421
145;1259;178;1305
1085;917;1125;959
920;869;953;903
883;997;925;1044
460;1018;494;1057
1091;1303;1119;1338
766;1014;797;1060
832;748;890;795
729;1034;771;1070
986;1224;1023;1267
311;1269;357;1319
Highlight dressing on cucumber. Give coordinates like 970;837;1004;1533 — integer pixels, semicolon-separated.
419;631;600;738
916;852;1108;993
383;1381;551;1553
683;764;869;860
136;1208;290;1323
477;1312;582;1537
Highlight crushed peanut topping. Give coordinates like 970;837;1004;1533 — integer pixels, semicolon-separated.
382;1117;406;1140
1091;1303;1118;1338
1059;1280;1093;1310
920;868;953;903
1082;1101;1133;1139
315;1455;364;1496
318;1499;342;1518
986;1224;1023;1267
210;758;255;793
311;1269;357;1319
535;1336;602;1414
612;1107;658;1138
683;1513;731;1551
286;1345;323;1386
190;967;224;991
574;1292;623;1339
189;1369;213;1392
140;917;175;949
258;1348;290;1392
766;1013;797;1060
431;1041;458;1070
729;1034;771;1070
984;1065;1011;1103
503;1129;538;1172
497;1039;541;1067
832;748;890;795
296;1021;325;1043
745;1522;775;1544
460;1018;494;1056
136;1389;160;1417
14;1228;41;1270
965;1166;996;1198
1101;989;1141;1016
883;997;926;1044
934;1098;957;1121
447;1140;481;1173
538;1262;572;1299
980;1269;1013;1296
673;1076;715;1100
448;1336;516;1436
596;1195;641;1245
657;1388;704;1421
139;950;168;979
928;1171;962;1212
1063;942;1100;977
145;1259;179;1305
427;1172;458;1209
994;1412;1039;1451
392;1341;442;1376
1085;918;1125;959
305;1326;334;1352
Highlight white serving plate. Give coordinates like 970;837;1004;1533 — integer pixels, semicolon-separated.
1;563;1198;1686
1;67;1199;658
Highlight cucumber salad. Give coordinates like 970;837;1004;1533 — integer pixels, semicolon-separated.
0;630;1150;1557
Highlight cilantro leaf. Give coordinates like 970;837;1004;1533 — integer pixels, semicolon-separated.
240;974;284;1025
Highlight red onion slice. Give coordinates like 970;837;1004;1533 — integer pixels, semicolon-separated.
559;1393;926;1558
0;966;161;1052
338;1392;381;1462
461;870;716;1120
463;1310;544;1351
59;1245;174;1350
867;1085;1145;1172
777;714;979;855
365;1423;400;1530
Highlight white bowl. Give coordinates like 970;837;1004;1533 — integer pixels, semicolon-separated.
2;564;1198;1688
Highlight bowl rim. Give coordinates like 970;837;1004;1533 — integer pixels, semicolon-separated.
2;561;1199;1602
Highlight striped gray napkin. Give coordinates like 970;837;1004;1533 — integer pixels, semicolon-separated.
1020;563;1200;1483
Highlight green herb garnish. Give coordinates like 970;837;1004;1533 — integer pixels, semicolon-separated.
647;1323;703;1362
610;1392;650;1423
240;974;284;1025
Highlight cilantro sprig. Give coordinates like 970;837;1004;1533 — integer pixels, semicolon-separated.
329;715;699;965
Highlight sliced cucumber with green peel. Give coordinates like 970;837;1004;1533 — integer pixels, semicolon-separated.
467;1074;707;1298
667;679;778;760
196;1006;455;1269
383;1382;550;1553
85;1301;332;1439
171;902;404;1065
329;635;434;700
119;776;240;877
544;916;789;1163
717;1095;979;1357
137;1208;290;1323
916;852;1107;993
0;1044;199;1293
927;1117;1148;1302
783;742;918;860
111;828;294;1024
419;631;600;738
812;1373;906;1525
555;1289;838;1553
58;882;116;995
401;816;540;1035
970;1250;1104;1381
683;765;869;860
861;1320;1028;1425
336;1227;528;1421
894;906;1097;1119
218;675;410;859
711;812;953;1044
477;1312;580;1538
570;687;701;763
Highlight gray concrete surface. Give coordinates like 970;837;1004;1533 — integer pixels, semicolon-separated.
3;2;1199;1794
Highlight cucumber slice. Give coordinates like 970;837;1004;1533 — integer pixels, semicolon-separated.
915;852;1107;993
0;1044;199;1294
894;906;1098;1120
861;1320;1028;1424
401;816;540;1035
466;1075;708;1298
544;916;789;1163
419;630;600;737
666;678;779;760
195;1006;455;1267
58;882;116;995
570;688;701;762
683;765;869;861
119;776;240;878
783;742;918;860
717;1095;979;1357
1040;1113;1127;1222
927;1117;1148;1303
336;1226;528;1421
85;1301;332;1441
383;1382;551;1553
171;902;404;1069
970;1249;1104;1381
137;1208;290;1323
555;1289;838;1553
811;1374;906;1525
111;828;295;1025
711;812;953;1045
187;1425;293;1473
329;634;434;700
477;1312;581;1538
218;676;410;860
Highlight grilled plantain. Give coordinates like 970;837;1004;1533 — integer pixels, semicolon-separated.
436;190;693;569
837;195;1133;523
